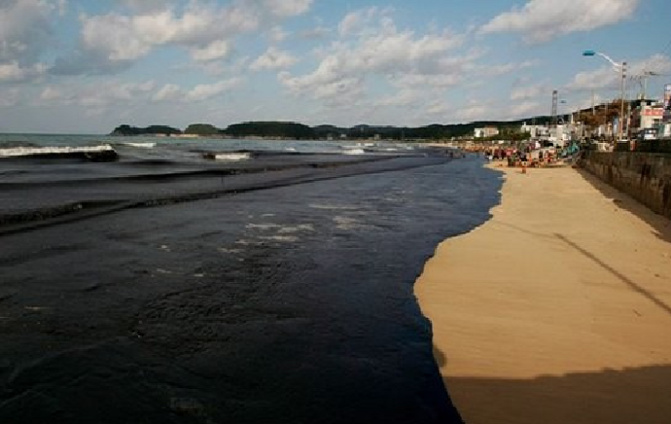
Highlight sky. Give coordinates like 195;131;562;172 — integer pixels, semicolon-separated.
1;0;670;134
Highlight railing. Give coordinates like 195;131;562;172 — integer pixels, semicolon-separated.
634;139;671;154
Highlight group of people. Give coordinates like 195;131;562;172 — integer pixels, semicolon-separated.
483;145;559;168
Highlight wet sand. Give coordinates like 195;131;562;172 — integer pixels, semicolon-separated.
415;163;671;424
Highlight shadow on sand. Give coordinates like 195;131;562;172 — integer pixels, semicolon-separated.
441;357;671;424
575;167;671;244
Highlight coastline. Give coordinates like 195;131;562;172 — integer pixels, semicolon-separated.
1;152;491;423
415;163;671;423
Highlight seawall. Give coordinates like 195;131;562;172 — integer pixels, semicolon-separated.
579;151;671;219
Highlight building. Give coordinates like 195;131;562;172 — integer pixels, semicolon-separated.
520;122;551;138
473;126;499;138
629;99;664;136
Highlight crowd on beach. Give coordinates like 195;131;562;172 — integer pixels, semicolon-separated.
482;141;581;168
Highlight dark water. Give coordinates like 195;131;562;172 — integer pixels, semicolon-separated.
0;144;502;423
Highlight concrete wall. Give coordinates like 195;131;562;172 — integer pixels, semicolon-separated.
579;151;671;219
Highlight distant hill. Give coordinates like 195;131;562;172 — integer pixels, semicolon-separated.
223;121;315;139
184;123;221;136
111;115;556;140
111;124;182;136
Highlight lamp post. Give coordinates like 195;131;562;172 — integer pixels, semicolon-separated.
583;50;627;141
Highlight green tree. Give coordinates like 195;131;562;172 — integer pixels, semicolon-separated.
185;123;221;135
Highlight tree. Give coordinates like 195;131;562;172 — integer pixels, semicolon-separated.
185;123;221;135
223;122;316;139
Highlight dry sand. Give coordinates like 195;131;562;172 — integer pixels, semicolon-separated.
415;163;671;424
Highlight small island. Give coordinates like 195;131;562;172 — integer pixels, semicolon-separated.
111;124;183;137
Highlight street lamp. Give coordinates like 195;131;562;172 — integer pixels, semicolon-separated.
583;50;627;141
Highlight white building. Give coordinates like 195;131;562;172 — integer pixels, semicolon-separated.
520;122;551;138
473;126;499;138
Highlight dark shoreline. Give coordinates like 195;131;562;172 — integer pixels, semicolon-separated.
0;153;501;423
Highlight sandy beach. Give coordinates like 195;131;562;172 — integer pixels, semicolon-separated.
415;163;671;423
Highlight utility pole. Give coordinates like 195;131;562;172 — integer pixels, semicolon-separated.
582;50;627;141
605;102;609;138
619;62;627;140
551;90;558;126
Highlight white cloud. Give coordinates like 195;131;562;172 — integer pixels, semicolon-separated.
567;54;671;92
250;47;297;71
43;0;313;78
70;0;312;72
118;0;170;13
480;0;641;43
508;101;542;117
627;54;671;79
32;80;156;107
153;83;182;102
477;60;537;78
390;74;462;89
190;40;231;62
78;5;255;62
0;61;28;81
78;80;155;106
510;83;549;101
279;10;464;104
263;0;312;18
338;10;366;37
374;90;421;107
0;61;46;82
268;26;288;43
0;0;57;65
0;88;21;106
185;79;243;101
299;25;330;40
338;7;393;37
40;86;62;101
57;0;67;16
152;79;244;103
455;104;489;122
425;100;451;116
567;67;621;92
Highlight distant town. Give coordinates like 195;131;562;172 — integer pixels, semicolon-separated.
112;90;671;152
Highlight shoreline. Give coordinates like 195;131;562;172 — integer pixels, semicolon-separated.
415;163;671;423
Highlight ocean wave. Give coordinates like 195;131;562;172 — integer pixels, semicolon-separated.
0;145;117;160
118;142;157;149
343;148;366;155
203;152;252;161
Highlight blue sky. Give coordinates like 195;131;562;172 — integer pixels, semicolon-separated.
1;0;670;133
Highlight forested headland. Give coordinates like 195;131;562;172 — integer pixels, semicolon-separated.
111;116;555;141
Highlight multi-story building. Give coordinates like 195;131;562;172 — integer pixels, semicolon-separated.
629;99;664;137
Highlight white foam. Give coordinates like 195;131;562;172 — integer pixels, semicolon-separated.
309;204;358;211
246;223;281;231
333;216;361;230
258;235;299;243
213;152;252;161
278;224;315;234
0;144;115;158
121;142;156;149
343;148;365;155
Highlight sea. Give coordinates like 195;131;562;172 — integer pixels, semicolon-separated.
0;134;503;423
